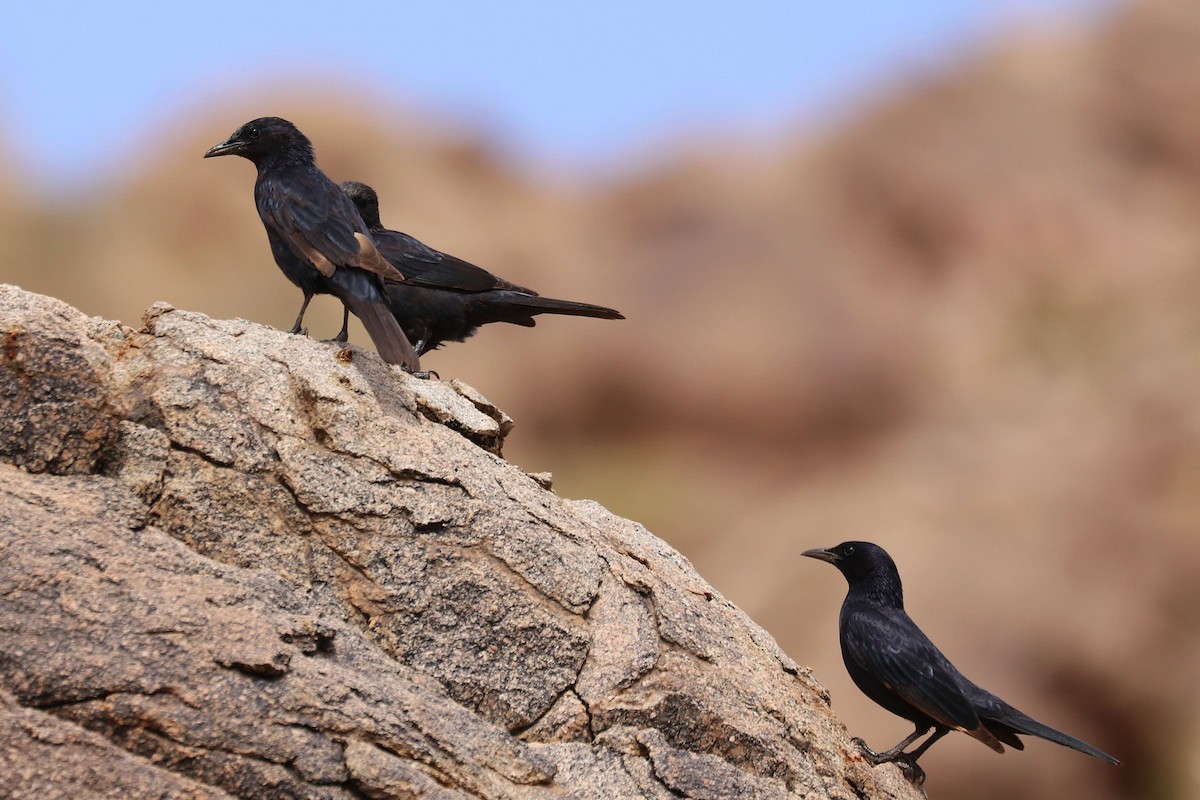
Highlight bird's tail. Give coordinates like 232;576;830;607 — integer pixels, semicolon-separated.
478;292;624;327
984;704;1119;764
346;295;420;371
331;269;420;370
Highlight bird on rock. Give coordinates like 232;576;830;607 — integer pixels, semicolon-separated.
204;117;420;371
340;180;623;357
803;541;1118;784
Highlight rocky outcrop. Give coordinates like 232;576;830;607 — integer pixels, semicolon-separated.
0;284;920;799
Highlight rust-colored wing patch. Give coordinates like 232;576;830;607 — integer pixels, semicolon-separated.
354;233;406;282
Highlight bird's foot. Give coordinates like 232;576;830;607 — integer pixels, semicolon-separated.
401;367;439;380
851;737;889;765
851;738;926;787
288;325;309;336
320;327;348;344
890;754;926;787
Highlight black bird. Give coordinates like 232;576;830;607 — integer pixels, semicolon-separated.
803;541;1117;782
339;180;624;356
204;118;420;371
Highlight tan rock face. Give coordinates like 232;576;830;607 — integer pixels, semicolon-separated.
0;285;921;799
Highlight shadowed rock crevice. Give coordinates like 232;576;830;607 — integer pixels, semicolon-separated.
0;284;921;799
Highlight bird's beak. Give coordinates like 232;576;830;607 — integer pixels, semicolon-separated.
802;547;840;565
203;137;243;158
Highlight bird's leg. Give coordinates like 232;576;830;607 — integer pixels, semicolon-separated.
903;726;950;762
853;725;948;787
289;293;314;335
852;725;931;765
330;307;350;343
889;727;949;786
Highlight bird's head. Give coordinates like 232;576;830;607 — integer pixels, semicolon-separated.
802;541;900;586
204;117;313;165
340;181;383;229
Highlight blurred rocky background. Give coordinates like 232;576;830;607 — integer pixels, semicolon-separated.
3;0;1198;797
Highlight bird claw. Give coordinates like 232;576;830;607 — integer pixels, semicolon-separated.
403;368;439;380
891;755;926;787
851;738;926;787
851;738;887;765
319;327;348;344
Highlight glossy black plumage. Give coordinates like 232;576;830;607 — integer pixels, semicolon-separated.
340;180;624;356
204;118;419;371
803;541;1117;780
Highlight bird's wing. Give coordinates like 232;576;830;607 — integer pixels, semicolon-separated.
260;175;405;282
352;232;406;282
375;230;530;293
843;607;983;734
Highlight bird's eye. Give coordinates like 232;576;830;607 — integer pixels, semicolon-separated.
843;544;856;556
246;126;260;140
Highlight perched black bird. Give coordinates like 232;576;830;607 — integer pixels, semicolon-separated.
204;118;420;371
339;180;624;356
803;541;1117;782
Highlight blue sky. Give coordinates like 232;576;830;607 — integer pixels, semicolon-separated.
3;1;1107;188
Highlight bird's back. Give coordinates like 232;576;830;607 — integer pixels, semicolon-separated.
373;229;532;294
